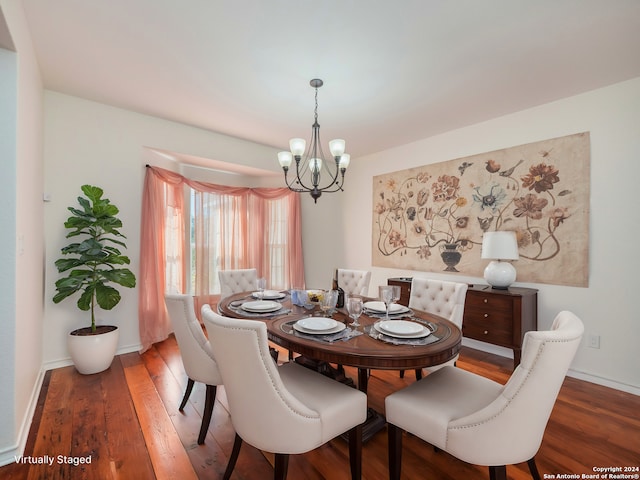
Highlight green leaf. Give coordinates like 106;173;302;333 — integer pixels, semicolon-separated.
81;185;104;202
77;286;94;311
95;284;121;310
101;268;136;288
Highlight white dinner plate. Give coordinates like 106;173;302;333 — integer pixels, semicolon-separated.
374;320;430;338
252;290;286;300
295;317;339;331
294;319;346;335
241;300;282;313
363;301;410;314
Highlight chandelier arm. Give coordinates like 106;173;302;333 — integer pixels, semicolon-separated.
291;156;316;192
314;168;346;193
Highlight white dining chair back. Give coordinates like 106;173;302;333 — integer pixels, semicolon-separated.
408;277;468;373
201;304;367;480
385;310;584;480
165;294;222;444
218;268;258;299
338;269;372;296
408;277;468;328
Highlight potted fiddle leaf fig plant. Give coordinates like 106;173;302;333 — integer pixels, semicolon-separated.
53;185;136;374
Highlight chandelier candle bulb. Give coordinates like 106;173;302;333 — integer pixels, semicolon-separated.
289;138;306;156
309;158;322;173
278;151;293;168
329;139;346;157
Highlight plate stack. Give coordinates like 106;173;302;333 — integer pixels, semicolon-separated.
363;301;411;318
373;320;430;339
240;300;283;313
251;290;286;300
293;317;346;335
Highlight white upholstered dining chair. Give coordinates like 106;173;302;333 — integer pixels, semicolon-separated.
165;294;223;445
201;304;367;480
402;277;468;378
385;310;584;480
337;269;372;296
218;268;258;299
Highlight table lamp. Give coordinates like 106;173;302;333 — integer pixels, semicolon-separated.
481;231;519;289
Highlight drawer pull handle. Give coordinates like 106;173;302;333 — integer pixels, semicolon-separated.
484;330;489;335
484;313;489;318
483;298;488;303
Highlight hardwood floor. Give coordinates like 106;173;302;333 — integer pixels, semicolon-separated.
2;336;639;479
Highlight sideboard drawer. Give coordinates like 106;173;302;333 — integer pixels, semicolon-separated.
465;292;513;313
462;312;513;347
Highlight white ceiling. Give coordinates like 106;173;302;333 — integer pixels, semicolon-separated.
20;0;640;160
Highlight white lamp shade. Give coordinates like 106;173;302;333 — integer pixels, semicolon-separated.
339;153;350;169
309;157;322;173
278;151;293;168
329;139;346;157
481;231;519;260
289;138;306;156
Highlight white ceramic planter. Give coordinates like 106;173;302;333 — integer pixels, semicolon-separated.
67;325;119;375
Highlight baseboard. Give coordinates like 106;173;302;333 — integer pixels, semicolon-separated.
462;337;514;358
0;368;46;467
567;369;640;396
462;338;639;396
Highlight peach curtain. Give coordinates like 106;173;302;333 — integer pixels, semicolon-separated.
139;166;304;351
138;167;185;352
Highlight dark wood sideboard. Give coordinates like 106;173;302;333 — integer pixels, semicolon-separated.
388;278;538;369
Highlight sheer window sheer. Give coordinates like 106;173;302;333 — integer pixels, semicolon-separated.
139;166;304;352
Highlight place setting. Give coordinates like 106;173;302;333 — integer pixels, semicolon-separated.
225;298;289;318
250;290;287;300
282;316;363;343
362;301;412;318
362;285;412;319
227;278;290;317
368;318;439;346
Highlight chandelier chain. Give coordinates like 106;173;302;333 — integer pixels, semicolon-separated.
314;87;319;125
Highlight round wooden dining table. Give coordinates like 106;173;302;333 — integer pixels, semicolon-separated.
217;290;462;394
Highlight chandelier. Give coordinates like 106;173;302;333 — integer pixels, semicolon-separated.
277;79;350;203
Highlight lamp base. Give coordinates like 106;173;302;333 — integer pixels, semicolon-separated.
484;260;516;290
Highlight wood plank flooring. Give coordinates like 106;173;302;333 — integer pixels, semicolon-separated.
2;336;639;479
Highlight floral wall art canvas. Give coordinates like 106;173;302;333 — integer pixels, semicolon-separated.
372;132;590;287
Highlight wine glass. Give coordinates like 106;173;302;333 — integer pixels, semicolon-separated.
379;285;394;321
257;277;267;300
346;296;363;327
320;290;339;317
391;285;401;305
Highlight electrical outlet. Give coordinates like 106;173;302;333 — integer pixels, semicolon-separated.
587;334;600;349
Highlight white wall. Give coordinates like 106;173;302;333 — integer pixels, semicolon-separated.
41;91;340;366
0;0;44;466
342;77;640;393
0;44;17;463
